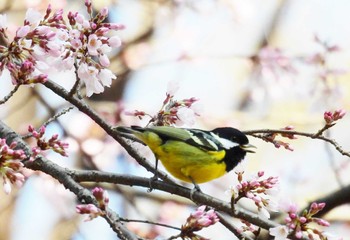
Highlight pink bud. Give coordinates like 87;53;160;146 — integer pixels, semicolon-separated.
284;125;294;130
100;7;108;17
295;230;303;239
108;36;122;48
310;202;318;211
314;218;330;227
99;54;110;67
324;111;333;124
317;202;326;210
299;217;307;223
28;125;35;132
39;126;46;135
333;109;346;120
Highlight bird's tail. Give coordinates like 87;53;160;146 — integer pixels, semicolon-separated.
116;125;144;134
116;126;147;145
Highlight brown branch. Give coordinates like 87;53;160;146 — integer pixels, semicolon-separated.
69;169;279;231
0;84;21;105
42;80;177;185
303;184;350;218
0;120;139;240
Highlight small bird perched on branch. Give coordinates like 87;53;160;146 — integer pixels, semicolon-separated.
117;126;255;189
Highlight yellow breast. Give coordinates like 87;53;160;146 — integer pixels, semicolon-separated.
136;131;228;183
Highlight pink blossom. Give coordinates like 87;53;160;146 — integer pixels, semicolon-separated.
46;41;62;57
36;25;51;35
78;63;101;96
76;204;102;221
0;139;27;194
92;187;109;210
176;107;196;126
97;68;116;87
333;109;346;120
75;13;86;25
295;230;302;238
70;39;82;49
54;55;74;71
185;205;219;231
99;44;112;54
87;34;102;56
16;25;31;38
108;36;122;48
99;53;110;67
99;7;108;18
56;29;68;41
166;80;180;96
25;8;42;25
69;29;81;39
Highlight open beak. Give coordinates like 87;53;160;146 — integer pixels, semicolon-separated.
240;143;256;153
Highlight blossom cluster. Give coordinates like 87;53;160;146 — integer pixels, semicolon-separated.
28;125;69;158
180;205;219;240
252;36;345;84
76;187;109;221
323;109;346;125
125;81;201;127
0;0;123;96
0;139;27;194
269;202;340;240
304;35;346;82
228;170;279;219
252;46;297;80
260;125;296;151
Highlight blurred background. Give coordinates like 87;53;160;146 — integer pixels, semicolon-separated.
0;0;350;239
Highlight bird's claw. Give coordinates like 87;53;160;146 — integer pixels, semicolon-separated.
190;183;202;200
147;174;158;192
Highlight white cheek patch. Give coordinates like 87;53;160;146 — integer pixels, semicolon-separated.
211;133;239;149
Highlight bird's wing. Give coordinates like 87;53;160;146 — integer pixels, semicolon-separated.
146;126;221;151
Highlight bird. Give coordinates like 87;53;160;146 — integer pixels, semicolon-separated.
117;125;255;188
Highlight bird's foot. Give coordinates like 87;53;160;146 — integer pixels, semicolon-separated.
190;183;202;201
147;174;158;192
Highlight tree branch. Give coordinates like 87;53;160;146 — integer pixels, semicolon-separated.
0;120;139;240
304;184;350;218
69;169;278;230
42;80;176;184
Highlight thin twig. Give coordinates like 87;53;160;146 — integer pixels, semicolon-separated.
323;130;344;187
0;84;20;105
244;129;350;158
119;218;181;231
22;106;74;139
